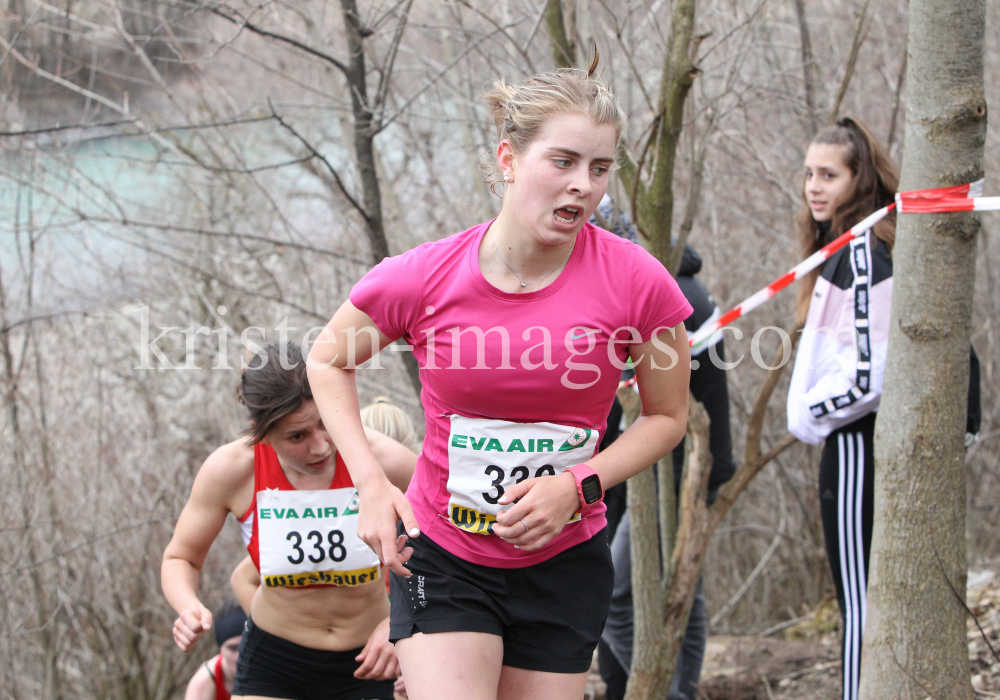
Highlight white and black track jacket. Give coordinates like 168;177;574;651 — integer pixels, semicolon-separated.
787;229;893;445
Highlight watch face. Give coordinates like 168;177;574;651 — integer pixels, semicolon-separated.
581;474;602;504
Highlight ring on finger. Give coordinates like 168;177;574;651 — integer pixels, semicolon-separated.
519;518;529;534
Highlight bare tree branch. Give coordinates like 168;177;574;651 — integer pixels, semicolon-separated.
210;5;350;74
269;103;373;229
828;0;871;123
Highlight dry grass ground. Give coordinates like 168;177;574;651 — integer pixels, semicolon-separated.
585;564;1000;700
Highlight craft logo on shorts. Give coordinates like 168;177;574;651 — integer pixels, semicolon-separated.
416;575;427;607
263;565;380;589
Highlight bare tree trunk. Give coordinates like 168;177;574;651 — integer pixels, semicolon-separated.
859;0;986;697
620;337;800;700
338;0;422;397
339;0;390;264
792;0;818;134
614;0;700;275
828;0;870;123
544;0;576;68
641;0;697;268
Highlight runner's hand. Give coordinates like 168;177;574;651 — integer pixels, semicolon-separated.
172;603;213;653
354;616;400;680
394;677;408;698
493;471;580;551
357;478;418;577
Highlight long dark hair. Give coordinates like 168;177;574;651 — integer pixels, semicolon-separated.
235;342;312;444
795;117;899;320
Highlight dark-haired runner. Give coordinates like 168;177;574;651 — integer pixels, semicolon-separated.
162;342;416;700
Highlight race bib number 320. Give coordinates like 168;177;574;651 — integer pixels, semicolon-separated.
446;415;600;535
257;487;379;588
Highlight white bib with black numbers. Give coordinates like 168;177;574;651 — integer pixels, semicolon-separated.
446;415;600;535
256;487;380;588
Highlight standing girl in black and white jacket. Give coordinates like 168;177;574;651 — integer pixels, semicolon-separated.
786;118;898;700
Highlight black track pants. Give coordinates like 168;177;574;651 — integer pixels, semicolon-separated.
818;412;875;700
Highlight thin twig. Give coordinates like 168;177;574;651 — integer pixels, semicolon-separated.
372;0;415;125
456;0;536;74
0;519;168;578
0;4;42;71
210;6;350;73
886;50;907;151
596;0;654;113
709;468;787;628
0;33;181;155
828;0;871;123
932;539;1000;668
376;19;520;133
269;101;372;227
1;311;90;335
0;115;275;139
84;216;369;265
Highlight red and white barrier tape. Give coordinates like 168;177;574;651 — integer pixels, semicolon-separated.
688;181;999;351
896;179;1000;213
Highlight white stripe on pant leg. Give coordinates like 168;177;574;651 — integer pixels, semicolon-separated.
855;432;868;634
844;432;863;700
836;433;855;700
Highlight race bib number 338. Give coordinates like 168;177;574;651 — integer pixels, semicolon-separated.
257;488;379;588
446;415;600;535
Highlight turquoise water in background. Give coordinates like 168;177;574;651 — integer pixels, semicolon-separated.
0;133;168;267
0;116;357;314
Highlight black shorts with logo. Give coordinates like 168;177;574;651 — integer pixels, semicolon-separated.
233;616;395;700
389;527;614;674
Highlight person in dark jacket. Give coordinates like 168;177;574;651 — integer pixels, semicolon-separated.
593;197;735;700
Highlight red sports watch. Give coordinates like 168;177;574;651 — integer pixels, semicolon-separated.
566;464;603;507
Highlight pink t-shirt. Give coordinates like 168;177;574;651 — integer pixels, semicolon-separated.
351;221;692;568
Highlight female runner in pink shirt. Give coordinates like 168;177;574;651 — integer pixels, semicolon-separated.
308;60;693;700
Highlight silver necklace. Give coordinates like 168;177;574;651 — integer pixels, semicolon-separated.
491;233;575;288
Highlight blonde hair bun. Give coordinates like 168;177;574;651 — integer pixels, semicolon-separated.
360;398;418;453
481;62;627;192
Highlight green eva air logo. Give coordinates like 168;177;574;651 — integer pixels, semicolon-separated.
558;428;591;451
342;491;360;516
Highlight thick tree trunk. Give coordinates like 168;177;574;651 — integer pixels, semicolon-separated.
339;0;390;265
544;0;576;68
859;0;986;697
792;0;818;134
340;0;422;398
644;0;696;269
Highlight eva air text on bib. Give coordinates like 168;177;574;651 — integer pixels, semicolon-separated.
257;488;379;588
446;415;600;535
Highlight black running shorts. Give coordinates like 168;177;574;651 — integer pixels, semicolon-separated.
232;616;395;700
389;527;614;674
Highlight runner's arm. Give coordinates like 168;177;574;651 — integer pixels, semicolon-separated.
493;325;690;550
364;426;417;492
353;616;400;680
589;323;691;487
183;660;217;700
162;443;247;651
308;301;419;577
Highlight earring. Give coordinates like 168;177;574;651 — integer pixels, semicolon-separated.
503;172;509;182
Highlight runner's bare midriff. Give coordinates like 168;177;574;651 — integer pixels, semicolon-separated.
250;577;389;650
